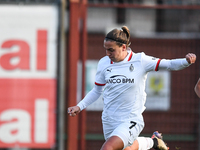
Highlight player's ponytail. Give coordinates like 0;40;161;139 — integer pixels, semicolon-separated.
105;26;131;47
121;26;131;47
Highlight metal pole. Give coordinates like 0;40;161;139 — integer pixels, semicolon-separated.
57;0;67;150
67;0;80;150
79;0;87;150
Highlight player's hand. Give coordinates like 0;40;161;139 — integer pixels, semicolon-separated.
186;53;196;64
68;106;80;117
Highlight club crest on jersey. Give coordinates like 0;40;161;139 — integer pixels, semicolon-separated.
129;64;134;72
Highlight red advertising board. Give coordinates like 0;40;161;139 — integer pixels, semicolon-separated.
0;79;56;148
0;5;58;148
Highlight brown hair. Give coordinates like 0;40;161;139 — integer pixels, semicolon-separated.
105;26;131;47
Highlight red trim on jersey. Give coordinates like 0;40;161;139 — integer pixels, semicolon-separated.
95;82;106;86
155;59;161;71
128;51;133;61
111;60;113;64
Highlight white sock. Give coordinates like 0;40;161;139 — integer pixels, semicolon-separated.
136;137;154;150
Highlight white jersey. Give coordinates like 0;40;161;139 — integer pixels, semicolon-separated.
95;50;161;124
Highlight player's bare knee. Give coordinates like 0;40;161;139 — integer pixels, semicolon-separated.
100;143;114;150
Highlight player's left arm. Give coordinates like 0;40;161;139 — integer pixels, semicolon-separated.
195;78;200;98
158;53;196;71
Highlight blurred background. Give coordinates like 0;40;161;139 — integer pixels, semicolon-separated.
0;0;199;150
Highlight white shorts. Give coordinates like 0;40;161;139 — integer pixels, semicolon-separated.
102;119;144;149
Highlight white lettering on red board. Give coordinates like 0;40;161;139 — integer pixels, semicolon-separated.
0;30;56;78
0;99;49;143
0;30;46;70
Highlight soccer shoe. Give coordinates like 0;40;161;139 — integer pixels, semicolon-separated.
151;131;169;150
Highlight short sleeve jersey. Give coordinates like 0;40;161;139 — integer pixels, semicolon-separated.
95;50;161;123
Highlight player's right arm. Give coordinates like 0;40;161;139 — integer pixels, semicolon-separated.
68;57;106;117
68;84;104;117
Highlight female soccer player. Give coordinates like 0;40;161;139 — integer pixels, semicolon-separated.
68;26;196;150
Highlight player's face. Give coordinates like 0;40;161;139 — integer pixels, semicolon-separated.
104;40;127;62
